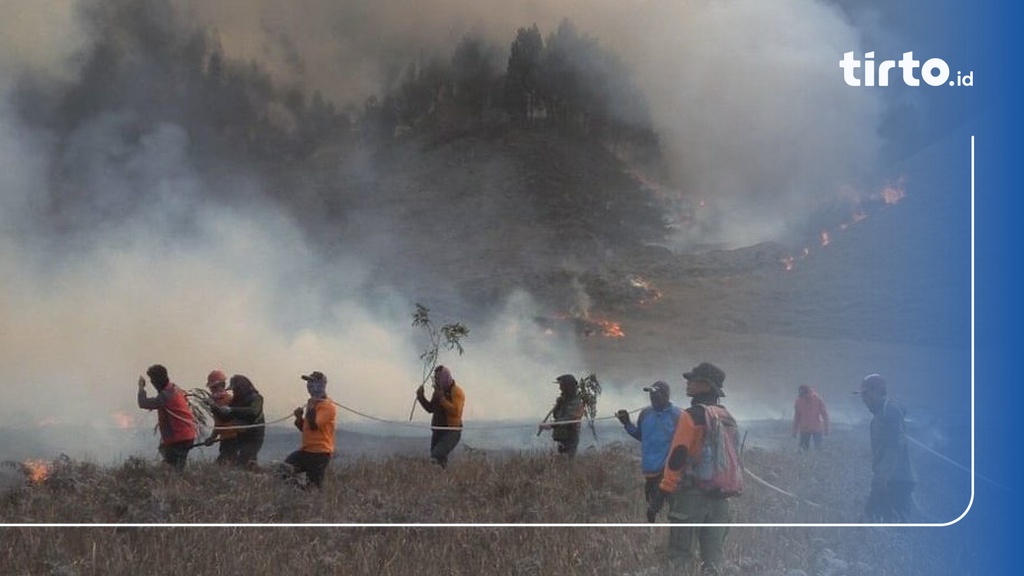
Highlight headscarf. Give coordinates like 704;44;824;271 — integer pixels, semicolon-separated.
302;372;327;429
434;365;454;391
230;374;258;400
306;379;327;400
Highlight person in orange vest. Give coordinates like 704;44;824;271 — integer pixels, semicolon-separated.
647;362;737;575
415;365;465;468
284;371;336;488
792;384;830;451
201;369;240;463
137;364;197;470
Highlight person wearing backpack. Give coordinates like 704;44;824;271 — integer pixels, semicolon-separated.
615;380;681;509
647;362;741;576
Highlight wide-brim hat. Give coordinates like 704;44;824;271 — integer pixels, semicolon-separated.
555;374;578;387
683;362;726;397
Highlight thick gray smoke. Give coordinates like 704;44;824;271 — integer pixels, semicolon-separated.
0;0;888;459
181;0;883;248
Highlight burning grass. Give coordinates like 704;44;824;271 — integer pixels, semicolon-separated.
0;428;988;575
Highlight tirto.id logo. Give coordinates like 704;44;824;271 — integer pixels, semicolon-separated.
840;51;973;87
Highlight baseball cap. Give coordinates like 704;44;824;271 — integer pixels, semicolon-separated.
642;380;670;396
301;371;327;384
855;373;887;395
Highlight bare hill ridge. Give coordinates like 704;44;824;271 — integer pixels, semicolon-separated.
312;124;968;348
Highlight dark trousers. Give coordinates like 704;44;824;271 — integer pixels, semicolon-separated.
865;480;915;522
799;432;823;450
556;436;580;458
430;430;462;468
216;437;240;465
644;475;663;504
234;434;264;467
159;440;193;470
219;432;265;468
285;450;332;488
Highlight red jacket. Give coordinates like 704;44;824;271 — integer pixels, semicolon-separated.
793;388;830;435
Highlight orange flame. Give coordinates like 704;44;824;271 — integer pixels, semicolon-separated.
22;459;50;484
780;176;906;271
112;411;135;429
545;312;626;338
590;318;625;338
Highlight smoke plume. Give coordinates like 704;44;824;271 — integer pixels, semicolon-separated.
0;0;893;458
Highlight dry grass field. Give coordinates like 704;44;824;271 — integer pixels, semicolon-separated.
0;416;983;576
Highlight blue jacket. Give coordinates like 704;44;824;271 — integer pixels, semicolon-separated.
624;403;681;476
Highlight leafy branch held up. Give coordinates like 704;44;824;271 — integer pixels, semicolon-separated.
409;303;470;420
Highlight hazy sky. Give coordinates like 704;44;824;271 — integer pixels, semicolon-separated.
0;0;897;456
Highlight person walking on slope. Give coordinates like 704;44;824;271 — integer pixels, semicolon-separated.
856;373;917;522
415;364;465;469
137;364;197;470
616;380;681;510
539;374;586;458
212;374;266;468
201;369;239;464
792;384;830;451
647;362;739;576
284;371;336;488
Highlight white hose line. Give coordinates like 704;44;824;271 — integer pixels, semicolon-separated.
743;467;824;508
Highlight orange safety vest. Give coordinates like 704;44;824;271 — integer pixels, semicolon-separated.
300;398;337;454
158;383;197;445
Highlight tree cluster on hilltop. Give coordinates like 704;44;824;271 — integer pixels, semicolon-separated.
18;1;655;174
368;19;656;146
12;0;668;299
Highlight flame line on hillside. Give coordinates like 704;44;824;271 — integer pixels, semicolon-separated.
780;177;908;271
